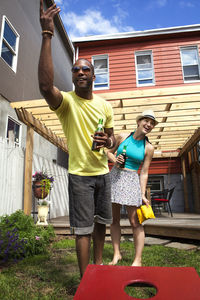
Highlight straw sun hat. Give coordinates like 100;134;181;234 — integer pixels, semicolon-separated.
136;109;158;126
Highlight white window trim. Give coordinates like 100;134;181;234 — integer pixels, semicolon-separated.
180;45;200;83
92;54;110;90
5;115;22;146
148;176;164;193
0;15;20;73
135;50;155;87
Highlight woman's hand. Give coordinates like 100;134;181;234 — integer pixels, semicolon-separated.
142;195;150;207
115;154;125;166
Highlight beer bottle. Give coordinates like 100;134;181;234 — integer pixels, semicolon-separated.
120;145;127;168
92;118;103;151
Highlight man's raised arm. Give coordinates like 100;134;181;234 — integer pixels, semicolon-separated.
38;0;63;109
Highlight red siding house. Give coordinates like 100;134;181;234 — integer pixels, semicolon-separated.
73;24;200;213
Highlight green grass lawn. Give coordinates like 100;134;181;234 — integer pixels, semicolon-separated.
0;236;199;299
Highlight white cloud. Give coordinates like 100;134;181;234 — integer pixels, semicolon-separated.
147;0;168;9
54;0;63;5
61;9;134;39
54;0;62;5
179;1;195;8
156;0;167;7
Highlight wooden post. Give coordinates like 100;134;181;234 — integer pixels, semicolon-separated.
181;155;190;213
191;162;200;213
188;151;192;167
24;126;34;215
193;146;198;161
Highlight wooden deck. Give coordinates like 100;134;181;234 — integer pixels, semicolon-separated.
49;213;200;240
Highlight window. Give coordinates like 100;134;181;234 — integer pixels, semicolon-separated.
6;116;21;145
92;55;109;90
180;46;200;82
135;51;155;86
0;16;19;72
148;176;164;193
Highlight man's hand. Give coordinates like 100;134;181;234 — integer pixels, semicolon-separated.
91;132;110;149
40;0;61;34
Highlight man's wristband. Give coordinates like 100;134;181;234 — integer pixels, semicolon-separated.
42;30;54;37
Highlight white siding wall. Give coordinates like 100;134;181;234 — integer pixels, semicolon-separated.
0;137;69;218
0;137;24;215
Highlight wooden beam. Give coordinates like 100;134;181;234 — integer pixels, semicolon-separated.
115;119;200;127
149;130;194;137
100;85;200;100
113;106;200;117
181;155;190;213
179;128;200;156
153;151;179;158
10;99;47;109
24;126;34;215
15;108;68;153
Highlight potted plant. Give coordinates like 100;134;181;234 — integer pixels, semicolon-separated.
32;171;54;226
32;171;54;199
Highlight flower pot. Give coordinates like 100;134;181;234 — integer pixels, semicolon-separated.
37;205;49;225
32;180;49;199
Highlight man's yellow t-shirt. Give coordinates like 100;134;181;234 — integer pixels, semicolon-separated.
53;91;114;176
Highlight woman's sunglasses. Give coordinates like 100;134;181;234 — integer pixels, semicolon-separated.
71;66;91;73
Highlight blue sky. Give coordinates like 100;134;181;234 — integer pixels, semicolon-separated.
54;0;200;39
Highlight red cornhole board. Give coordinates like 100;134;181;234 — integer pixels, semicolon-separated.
74;265;200;300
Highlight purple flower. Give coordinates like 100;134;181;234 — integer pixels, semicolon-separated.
32;171;54;182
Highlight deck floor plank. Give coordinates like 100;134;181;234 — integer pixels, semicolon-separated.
49;213;200;240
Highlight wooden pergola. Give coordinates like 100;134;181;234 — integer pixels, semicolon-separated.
11;84;200;157
11;84;200;214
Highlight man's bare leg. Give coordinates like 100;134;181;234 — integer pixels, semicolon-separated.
93;222;106;265
76;234;91;278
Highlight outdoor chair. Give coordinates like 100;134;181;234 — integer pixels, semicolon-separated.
151;187;175;217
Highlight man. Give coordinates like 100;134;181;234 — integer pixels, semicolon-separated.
38;0;115;277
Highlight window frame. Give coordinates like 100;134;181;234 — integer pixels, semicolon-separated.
0;15;20;72
92;54;109;90
135;50;155;87
180;45;200;83
6;116;21;146
148;176;164;194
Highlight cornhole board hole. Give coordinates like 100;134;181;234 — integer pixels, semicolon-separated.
74;265;200;300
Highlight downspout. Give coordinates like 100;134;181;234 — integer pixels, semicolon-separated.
75;46;79;62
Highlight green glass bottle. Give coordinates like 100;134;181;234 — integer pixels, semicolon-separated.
120;145;127;168
92;118;103;151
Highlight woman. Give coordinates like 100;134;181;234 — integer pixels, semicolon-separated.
107;110;158;266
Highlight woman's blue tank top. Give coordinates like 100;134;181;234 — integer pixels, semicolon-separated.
116;134;146;171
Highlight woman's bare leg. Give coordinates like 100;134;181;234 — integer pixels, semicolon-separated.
109;203;122;265
126;206;145;266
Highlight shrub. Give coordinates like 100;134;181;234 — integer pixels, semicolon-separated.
0;210;55;263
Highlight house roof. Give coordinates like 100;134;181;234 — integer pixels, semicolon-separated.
11;84;200;158
72;24;200;44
